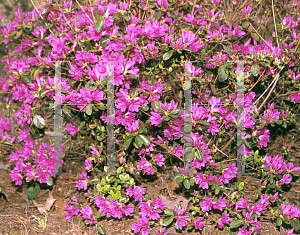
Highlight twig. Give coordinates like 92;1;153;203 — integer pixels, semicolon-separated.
74;0;94;24
248;67;267;91
29;0;57;40
213;144;229;158
271;0;279;47
256;66;285;113
151;141;184;162
89;0;96;22
249;22;272;50
191;0;197;16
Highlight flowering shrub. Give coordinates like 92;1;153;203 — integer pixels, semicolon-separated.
1;0;300;234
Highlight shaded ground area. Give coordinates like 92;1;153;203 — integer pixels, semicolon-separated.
1;139;299;235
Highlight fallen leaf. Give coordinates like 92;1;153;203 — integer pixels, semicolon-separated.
33;192;56;214
161;195;190;210
53;197;66;217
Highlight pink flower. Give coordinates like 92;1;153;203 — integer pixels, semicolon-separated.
200;198;212;212
125;119;139;133
66;123;78;136
271;192;279;202
154;227;167;235
218;213;231;229
126;185;146;202
80;206;96;224
286;162;300;173
64;203;79;221
212;197;226;211
131;216;151;235
237;227;251;235
286;228;297;235
278;174;292;185
174;206;189;230
236;198;249;210
137;157;154;175
150;112;164;126
84;159;92;171
153;153;165;167
122;204;134;216
191;216;205;230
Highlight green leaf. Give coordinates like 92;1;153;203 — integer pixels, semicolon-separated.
218;65;228;81
79;121;86;129
242;21;250;29
197;120;210;125
27;184;40;200
164;209;175;216
229;219;243;228
251;32;260;41
151;101;161;110
34;69;40;80
3;141;12;146
251;63;260;76
33;115;45;129
41;8;47;15
189;178;195;186
41;89;51;98
154;11;162;20
95;20;104;32
183;179;190;189
135;136;144;148
222;45;231;55
124;138;132;150
0;186;8;198
86;105;93;115
215;185;220;194
163;50;174;61
139;134;150;146
96;222;106;234
174;176;184;183
124;15;130;21
196;150;203;161
276;218;282;226
162;217;174;226
45;23;53;29
290;219;297;228
21;75;32;84
185;147;195;162
113;191;121;200
63;105;70;114
259;119;267;129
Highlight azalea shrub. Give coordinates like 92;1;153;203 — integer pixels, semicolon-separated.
1;0;300;234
